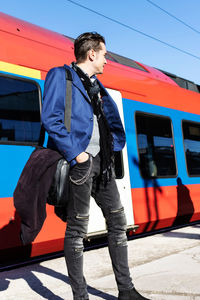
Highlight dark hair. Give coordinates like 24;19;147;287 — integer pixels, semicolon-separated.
74;32;105;63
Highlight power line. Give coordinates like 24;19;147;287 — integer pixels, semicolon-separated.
146;0;200;35
66;0;200;61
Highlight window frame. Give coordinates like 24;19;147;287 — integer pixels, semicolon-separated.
182;119;200;177
134;111;178;179
0;72;42;146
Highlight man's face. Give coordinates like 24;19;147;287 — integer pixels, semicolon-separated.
93;42;107;75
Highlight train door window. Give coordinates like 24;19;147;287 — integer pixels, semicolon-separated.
182;121;200;176
0;74;41;145
135;112;177;178
113;151;124;179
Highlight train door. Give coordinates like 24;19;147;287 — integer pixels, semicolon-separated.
87;88;134;235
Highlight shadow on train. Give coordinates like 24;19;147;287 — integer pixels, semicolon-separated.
173;177;194;226
133;157;163;232
0;263;117;299
133;158;195;233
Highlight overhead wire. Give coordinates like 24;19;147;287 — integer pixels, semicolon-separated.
145;0;200;35
66;0;200;61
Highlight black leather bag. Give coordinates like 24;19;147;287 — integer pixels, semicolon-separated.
45;67;72;210
47;158;70;207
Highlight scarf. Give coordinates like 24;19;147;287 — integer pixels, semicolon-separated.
72;62;114;185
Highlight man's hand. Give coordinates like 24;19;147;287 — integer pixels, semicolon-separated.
75;152;89;163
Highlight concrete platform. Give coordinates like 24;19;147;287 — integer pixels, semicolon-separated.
0;224;200;299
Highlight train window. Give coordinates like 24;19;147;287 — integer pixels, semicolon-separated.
159;69;199;93
171;77;187;89
187;81;199;93
0;75;41;145
182;121;200;176
105;53;118;63
107;51;148;72
135;112;177;178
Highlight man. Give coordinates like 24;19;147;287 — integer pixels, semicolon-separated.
42;32;149;300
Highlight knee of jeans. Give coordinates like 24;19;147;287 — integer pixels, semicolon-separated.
107;207;128;247
66;214;89;239
107;207;127;233
64;236;84;259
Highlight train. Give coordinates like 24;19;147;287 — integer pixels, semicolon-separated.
1;12;200;266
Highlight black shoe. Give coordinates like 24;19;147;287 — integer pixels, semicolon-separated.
118;287;150;300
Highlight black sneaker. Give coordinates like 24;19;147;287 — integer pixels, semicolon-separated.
118;287;150;300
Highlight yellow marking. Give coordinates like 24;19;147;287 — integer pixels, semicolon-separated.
0;61;41;79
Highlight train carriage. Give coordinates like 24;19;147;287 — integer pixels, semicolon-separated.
0;12;200;265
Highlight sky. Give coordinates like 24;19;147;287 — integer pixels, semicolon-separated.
1;0;200;84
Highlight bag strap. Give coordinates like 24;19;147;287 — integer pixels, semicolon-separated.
64;67;72;132
38;125;45;147
38;67;73;146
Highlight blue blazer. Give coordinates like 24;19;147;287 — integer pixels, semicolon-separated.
41;65;126;163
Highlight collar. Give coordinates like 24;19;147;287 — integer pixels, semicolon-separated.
71;62;96;83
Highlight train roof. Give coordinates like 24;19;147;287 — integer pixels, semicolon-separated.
0;12;199;94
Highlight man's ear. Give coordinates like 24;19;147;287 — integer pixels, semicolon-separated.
88;49;96;61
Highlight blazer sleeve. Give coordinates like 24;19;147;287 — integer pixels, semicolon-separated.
41;67;77;162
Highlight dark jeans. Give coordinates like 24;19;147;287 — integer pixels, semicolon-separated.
64;154;133;300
